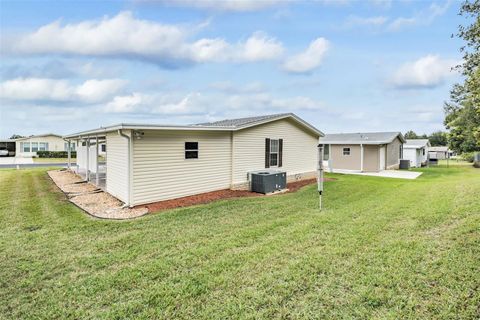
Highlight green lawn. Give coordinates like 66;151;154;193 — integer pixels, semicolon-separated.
1;164;479;319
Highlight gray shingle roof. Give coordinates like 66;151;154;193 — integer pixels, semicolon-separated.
429;146;449;152
195;113;291;128
319;132;405;145
64;113;323;138
404;139;430;148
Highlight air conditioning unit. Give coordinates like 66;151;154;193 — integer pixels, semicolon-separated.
399;159;410;170
250;170;286;194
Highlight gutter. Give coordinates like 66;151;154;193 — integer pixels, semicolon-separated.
118;129;131;207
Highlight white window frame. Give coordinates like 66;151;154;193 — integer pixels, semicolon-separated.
269;139;279;167
343;147;351;156
22;142;31;153
39;142;48;151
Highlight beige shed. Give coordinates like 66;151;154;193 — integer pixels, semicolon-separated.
319;132;405;172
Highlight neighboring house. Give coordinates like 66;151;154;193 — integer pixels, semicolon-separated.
319;132;405;172
428;146;455;160
15;134;73;157
403;139;431;168
63;113;323;207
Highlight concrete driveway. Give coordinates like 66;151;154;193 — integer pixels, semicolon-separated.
0;157;33;165
331;169;422;180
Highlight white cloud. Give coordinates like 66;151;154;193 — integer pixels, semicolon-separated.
6;11;284;66
390;55;458;89
345;15;388;27
0;78;126;103
154;0;284;12
238;32;284;61
283;38;329;73
387;1;451;31
102;88;323;116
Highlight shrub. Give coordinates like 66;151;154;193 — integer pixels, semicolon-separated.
37;151;77;158
460;152;475;163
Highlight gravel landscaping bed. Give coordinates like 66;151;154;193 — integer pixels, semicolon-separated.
48;170;148;219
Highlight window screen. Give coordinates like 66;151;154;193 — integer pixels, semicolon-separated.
185;142;198;159
270;139;279;166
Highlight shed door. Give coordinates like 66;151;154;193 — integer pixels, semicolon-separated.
379;146;386;170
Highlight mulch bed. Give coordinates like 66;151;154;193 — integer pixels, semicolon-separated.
143;178;335;213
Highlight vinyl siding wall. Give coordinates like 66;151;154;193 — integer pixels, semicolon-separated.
106;131;129;204
329;145;361;171
131;130;232;205
231;118;318;186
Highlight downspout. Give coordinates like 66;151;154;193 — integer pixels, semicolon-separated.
118;129;131;207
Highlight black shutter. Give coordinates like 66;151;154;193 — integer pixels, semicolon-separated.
265;138;270;168
278;139;283;167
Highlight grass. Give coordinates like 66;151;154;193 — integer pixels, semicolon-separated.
33;157;76;163
0;164;479;319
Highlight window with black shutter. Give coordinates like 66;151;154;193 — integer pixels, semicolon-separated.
185;142;198;159
265;139;283;167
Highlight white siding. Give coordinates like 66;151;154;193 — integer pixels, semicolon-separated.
131;130;231;205
232;118;318;185
403;148;420;167
106;131;129;204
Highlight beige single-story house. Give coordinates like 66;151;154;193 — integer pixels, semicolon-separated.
403;139;431;168
63;113;324;207
319;132;405;172
15;134;73;157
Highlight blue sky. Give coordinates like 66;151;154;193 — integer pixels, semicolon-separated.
0;0;464;138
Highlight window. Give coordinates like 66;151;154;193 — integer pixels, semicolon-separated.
101;144;106;152
185;142;198;159
269;139;279;166
39;142;48;151
22;142;30;152
65;142;75;151
399;145;403;159
343;147;351;156
323;144;330;161
31;142;38;152
422;148;425;156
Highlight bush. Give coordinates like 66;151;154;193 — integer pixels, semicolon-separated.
37;151;77;158
460;152;475;163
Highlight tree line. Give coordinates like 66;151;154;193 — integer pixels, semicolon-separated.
443;0;480;155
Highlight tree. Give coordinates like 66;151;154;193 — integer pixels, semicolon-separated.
404;131;428;139
9;134;25;139
429;131;448;146
404;130;418;139
444;0;480;153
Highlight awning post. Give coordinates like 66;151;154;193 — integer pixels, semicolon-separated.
95;135;99;186
86;138;90;182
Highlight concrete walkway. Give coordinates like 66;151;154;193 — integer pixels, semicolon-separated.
0;157;33;165
330;169;423;180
